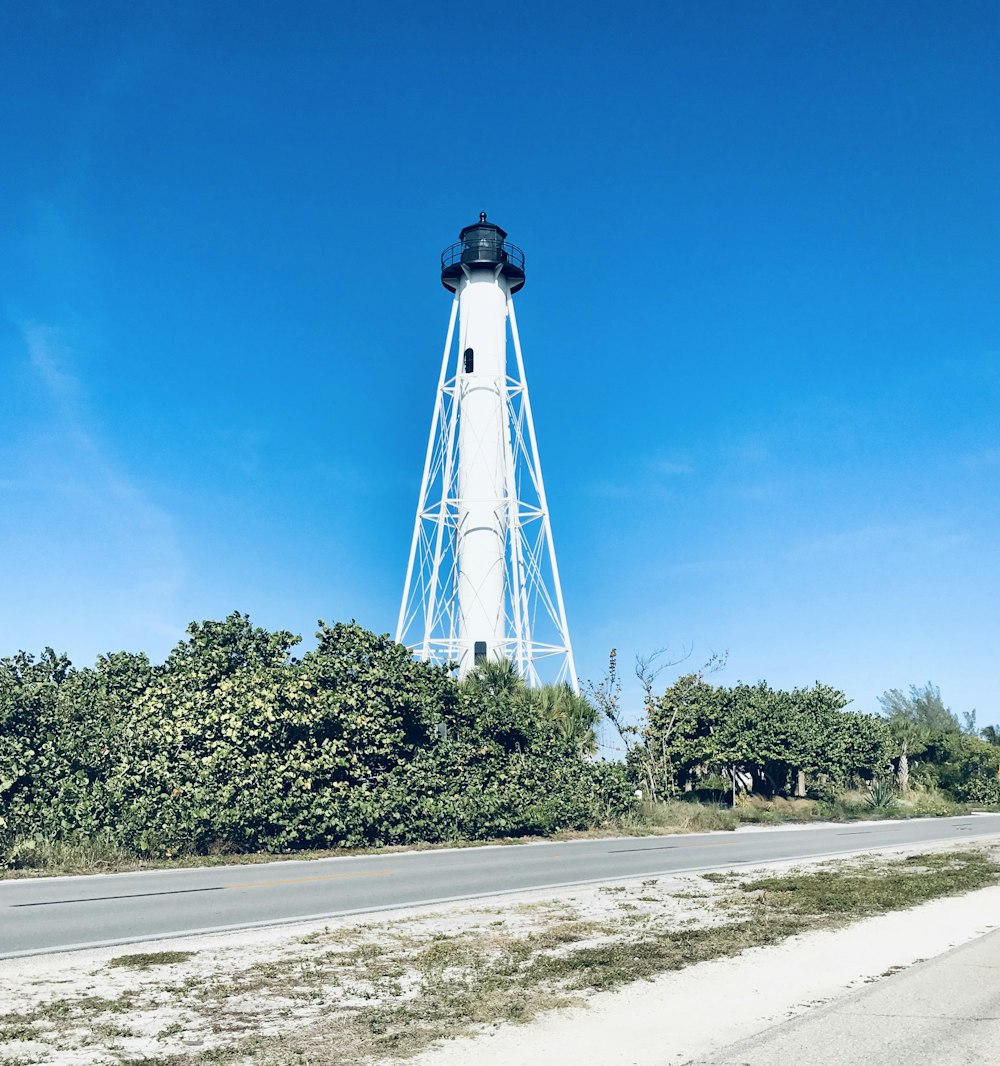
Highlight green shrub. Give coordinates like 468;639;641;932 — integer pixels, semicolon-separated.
865;778;897;810
634;799;739;833
805;779;840;804
1;617;633;862
953;774;1000;807
902;788;966;817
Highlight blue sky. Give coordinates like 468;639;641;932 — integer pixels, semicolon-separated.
2;1;997;737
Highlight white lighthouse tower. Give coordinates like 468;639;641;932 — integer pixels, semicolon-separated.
396;214;577;690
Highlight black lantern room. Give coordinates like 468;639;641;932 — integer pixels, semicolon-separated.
440;213;525;293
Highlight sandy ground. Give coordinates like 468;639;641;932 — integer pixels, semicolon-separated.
411;879;1000;1066
1;838;998;1065
1;867;734;1064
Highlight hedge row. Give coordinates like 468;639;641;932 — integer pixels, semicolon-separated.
0;615;632;858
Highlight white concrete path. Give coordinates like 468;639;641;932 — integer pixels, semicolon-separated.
694;926;1000;1065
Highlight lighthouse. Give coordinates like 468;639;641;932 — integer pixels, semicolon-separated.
396;214;577;689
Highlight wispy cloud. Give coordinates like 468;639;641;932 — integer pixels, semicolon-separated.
22;324;87;435
583;451;696;501
2;321;188;657
585;479;644;502
959;448;1000;472
732;480;788;502
649;458;695;477
725;437;771;466
655;556;751;579
789;523;969;561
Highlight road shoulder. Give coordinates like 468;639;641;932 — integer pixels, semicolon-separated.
411;880;1000;1066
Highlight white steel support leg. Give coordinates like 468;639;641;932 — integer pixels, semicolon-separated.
396;295;458;649
503;396;528;677
422;335;461;661
507;298;578;692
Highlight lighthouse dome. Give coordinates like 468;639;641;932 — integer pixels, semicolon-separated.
441;212;525;293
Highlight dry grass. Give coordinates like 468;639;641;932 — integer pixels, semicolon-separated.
108;953;197;971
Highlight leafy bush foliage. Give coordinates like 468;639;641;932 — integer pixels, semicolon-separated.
639;673;893;799
0;616;630;861
625;665;995;809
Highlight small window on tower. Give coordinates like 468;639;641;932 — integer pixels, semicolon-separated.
474;641;487;664
463;348;474;374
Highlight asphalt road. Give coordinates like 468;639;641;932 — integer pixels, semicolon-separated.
694;925;1000;1065
3;814;999;958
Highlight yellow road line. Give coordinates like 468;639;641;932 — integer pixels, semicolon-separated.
226;870;396;891
672;840;749;848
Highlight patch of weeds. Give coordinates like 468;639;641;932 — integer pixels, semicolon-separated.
298;927;330;945
7;993;135;1026
617;913;650;928
109;950;196;970
2;836;135;874
351;958;578;1060
161;974;208;998
738;850;1000;921
90;1019;135;1039
526;915;805;992
119;1053;231;1066
513;900;577;915
413;935;475;971
531;920;603;950
0;1019;37;1041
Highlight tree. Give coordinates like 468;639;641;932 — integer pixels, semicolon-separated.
460;657;524;704
459;660;601;755
586;649;655;796
528;683;600;756
877;683;960;733
883;716;928;792
643;675;885;800
921;732;1000;800
716;682;809;796
980;725;1000;747
877;682;960;792
830;710;893;784
646;672;727;798
586;648;687;801
458;658;541;754
0;649;75;834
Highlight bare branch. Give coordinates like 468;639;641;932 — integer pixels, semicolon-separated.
585;649;637;746
700;650;729;676
635;645;692;704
